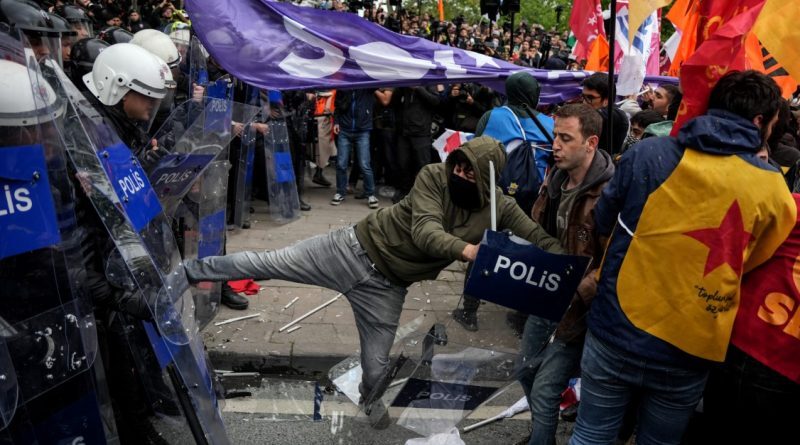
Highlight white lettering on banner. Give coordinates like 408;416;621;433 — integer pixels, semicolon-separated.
0;184;33;216
278;17;345;79
278;17;499;81
433;50;469;79
118;169;146;199
155;169;195;186
492;254;562;292
350;42;436;80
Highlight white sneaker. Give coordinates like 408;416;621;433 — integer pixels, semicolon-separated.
367;195;379;209
331;193;345;205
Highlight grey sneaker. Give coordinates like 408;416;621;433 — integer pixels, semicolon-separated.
367;195;379;209
331;193;345;206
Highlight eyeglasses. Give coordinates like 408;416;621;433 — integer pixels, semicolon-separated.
581;94;601;103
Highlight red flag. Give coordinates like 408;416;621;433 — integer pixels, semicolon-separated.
569;0;605;60
437;0;444;21
670;2;766;136
668;0;762;77
732;194;800;384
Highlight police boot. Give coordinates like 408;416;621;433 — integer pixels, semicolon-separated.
221;283;249;310
312;167;331;187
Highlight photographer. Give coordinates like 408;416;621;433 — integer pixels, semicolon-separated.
446;83;491;133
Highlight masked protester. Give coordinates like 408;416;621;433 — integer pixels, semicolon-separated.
181;137;563;429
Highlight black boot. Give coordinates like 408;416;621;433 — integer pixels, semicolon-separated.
312;167;331;187
221;283;249;310
452;308;478;332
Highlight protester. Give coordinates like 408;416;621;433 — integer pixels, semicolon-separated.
453;71;554;333
581;72;630;154
517;104;613;445
182;137;563;427
569;70;796;445
331;88;380;208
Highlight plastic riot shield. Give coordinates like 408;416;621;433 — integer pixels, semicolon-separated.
264;118;301;223
50;57;231;444
230;84;265;229
0;336;16;431
329;319;518;438
0;30;114;444
146;86;258;330
188;35;209;98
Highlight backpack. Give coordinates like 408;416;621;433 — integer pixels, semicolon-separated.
498;106;553;215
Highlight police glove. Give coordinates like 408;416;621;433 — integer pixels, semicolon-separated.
113;289;153;321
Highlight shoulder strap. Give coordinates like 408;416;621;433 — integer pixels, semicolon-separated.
501;106;527;141
524;104;555;146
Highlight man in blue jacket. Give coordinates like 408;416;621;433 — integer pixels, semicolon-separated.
569;71;796;444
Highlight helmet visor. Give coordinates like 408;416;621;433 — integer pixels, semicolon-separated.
26;33;62;68
71;21;94;39
124;90;163;134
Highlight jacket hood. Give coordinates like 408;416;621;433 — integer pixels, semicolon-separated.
677;108;763;155
506;71;541;114
547;149;615;199
446;136;507;209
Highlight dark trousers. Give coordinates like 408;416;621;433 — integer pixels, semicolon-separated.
396;134;432;192
699;345;800;444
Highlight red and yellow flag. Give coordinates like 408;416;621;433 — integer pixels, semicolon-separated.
670;3;763;136
616;150;796;361
733;194;800;384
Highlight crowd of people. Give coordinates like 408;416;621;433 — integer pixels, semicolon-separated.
4;0;800;444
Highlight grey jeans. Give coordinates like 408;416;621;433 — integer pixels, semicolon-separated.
184;226;408;397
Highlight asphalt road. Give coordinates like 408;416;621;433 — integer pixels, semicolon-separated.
219;377;576;445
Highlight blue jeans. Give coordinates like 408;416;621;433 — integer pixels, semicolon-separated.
518;316;582;445
183;227;407;398
336;129;375;196
569;331;708;445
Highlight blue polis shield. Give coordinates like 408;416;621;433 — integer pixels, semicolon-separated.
464;230;591;322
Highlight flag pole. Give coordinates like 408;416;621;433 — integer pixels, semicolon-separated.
606;0;617;155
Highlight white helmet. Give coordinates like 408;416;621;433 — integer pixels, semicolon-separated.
83;43;168;106
131;29;181;68
168;29;190;48
0;59;63;126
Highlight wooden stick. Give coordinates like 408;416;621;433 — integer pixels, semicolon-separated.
278;293;342;332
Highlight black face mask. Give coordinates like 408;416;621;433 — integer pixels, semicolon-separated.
448;173;481;210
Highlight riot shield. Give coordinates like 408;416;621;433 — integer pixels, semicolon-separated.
49;56;231;443
0;30;113;443
0;333;17;432
188;35;209;97
146;86;258;330
229;123;256;229
231;85;267;229
264;118;301;223
329;320;518;438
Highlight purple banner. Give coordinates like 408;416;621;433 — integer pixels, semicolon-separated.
186;0;676;104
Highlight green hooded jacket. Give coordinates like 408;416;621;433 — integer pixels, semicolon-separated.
354;136;563;287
